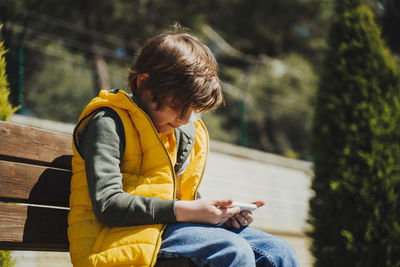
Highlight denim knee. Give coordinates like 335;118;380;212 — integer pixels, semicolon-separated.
213;235;255;267
277;239;298;267
258;236;298;267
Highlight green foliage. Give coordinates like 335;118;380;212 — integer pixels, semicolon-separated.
0;34;17;121
380;0;400;54
0;251;15;267
204;0;332;60
24;44;99;122
2;0;332;158
309;1;400;266
208;54;317;158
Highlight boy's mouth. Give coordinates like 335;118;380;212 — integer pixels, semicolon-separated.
168;123;179;128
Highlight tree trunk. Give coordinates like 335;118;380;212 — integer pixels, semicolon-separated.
91;46;110;93
81;1;110;94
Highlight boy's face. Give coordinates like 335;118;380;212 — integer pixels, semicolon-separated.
140;92;194;134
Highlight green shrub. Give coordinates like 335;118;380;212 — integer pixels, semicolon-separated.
308;1;400;266
0;251;15;267
0;26;17;121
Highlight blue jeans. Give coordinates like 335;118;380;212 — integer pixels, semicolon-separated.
158;223;299;267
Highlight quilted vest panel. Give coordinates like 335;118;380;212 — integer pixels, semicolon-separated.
68;90;208;266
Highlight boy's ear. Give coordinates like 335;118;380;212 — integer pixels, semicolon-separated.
137;73;149;88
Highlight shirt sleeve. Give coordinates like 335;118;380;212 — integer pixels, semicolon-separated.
78;109;177;226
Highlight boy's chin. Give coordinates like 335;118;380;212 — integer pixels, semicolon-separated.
157;126;175;134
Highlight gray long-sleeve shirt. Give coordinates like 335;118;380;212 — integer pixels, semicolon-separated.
77;108;195;227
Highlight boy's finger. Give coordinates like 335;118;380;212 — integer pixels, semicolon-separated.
213;199;233;207
231;217;241;229
222;206;240;216
234;214;247;226
241;211;253;221
251;200;266;208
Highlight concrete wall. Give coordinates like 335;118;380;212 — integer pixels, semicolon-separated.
203;141;314;266
9;115;314;266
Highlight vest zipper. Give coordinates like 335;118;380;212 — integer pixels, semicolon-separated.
150;224;167;266
122;92;176;266
122;92;177;199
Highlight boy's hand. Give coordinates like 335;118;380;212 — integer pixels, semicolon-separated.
175;199;240;225
224;200;265;229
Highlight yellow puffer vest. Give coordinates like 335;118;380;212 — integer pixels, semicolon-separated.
68;90;208;266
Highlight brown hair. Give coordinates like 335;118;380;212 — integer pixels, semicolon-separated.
128;32;223;113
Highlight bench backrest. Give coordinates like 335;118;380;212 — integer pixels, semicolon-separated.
0;120;72;251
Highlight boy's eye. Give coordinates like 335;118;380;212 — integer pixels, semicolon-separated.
171;105;189;118
177;109;186;117
173;106;201;122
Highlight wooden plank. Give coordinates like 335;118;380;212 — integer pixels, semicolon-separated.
0;121;72;169
0;160;70;207
0;202;69;251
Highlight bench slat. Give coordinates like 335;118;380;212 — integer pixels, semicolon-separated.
0;202;68;251
0;160;71;207
0;121;72;169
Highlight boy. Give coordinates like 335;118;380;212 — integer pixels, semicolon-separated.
68;32;299;267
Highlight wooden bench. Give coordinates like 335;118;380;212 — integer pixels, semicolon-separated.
0;120;195;267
